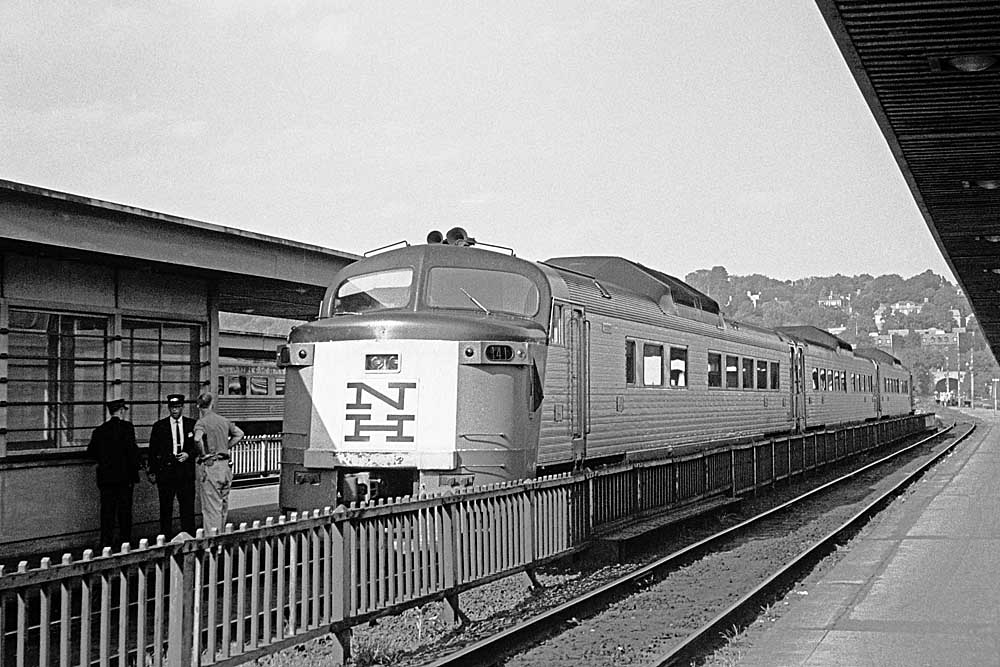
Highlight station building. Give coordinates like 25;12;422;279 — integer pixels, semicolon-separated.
0;180;357;558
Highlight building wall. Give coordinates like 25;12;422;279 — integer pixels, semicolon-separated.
0;251;215;558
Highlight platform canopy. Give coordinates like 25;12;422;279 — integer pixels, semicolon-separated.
815;1;1000;355
0;180;359;320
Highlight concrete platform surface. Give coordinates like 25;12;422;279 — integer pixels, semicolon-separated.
738;420;1000;666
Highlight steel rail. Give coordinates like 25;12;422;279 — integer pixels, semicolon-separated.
421;423;961;667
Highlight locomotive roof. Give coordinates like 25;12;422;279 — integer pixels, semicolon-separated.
542;256;720;315
853;347;903;367
775;326;853;352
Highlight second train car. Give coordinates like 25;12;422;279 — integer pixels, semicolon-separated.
278;230;912;508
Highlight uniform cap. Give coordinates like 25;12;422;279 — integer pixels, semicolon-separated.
106;398;127;412
166;394;185;406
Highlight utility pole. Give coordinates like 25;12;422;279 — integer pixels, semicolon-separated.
946;353;950;404
993;377;998;416
956;334;962;406
969;330;975;407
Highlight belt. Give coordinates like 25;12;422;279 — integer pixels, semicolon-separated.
198;453;231;464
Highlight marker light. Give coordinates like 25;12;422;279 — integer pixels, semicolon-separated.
365;353;399;371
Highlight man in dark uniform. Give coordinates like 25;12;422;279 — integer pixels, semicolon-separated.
86;398;140;549
147;394;198;537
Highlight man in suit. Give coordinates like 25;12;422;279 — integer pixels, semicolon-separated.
87;398;140;549
147;394;198;537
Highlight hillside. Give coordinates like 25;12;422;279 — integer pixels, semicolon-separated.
684;266;998;399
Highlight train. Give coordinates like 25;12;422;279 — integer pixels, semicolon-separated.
215;358;285;436
277;229;913;509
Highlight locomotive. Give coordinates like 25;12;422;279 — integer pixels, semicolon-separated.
277;229;912;509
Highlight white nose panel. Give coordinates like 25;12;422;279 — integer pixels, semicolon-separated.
309;339;460;468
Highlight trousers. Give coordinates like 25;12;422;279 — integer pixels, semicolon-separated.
98;483;134;549
157;477;197;537
199;461;233;535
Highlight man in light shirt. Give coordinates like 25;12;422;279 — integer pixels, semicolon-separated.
193;392;244;534
147;394;197;537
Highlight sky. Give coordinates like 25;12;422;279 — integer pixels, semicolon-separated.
1;1;955;282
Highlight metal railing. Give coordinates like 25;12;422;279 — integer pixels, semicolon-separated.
229;435;281;480
0;414;930;666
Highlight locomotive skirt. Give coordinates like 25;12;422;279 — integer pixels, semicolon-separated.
199;459;233;535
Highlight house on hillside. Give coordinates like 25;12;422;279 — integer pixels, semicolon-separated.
873;304;887;331
817;292;845;308
890;300;924;316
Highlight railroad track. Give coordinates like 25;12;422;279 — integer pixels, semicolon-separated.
421;422;970;667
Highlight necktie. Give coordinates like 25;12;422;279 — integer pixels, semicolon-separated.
174;420;182;456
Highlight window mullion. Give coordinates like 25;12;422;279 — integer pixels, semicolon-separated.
0;299;8;458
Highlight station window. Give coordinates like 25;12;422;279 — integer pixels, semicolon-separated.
812;368;819;391
769;361;780;390
4;310;203;452
756;360;768;390
708;352;722;388
642;344;664;387
249;376;269;396
669;347;687;387
6;310;109;451
122;320;201;440
725;355;739;389
820;368;827;391
625;340;636;385
742;358;754;390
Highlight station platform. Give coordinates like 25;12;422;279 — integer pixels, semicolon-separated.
738;412;1000;666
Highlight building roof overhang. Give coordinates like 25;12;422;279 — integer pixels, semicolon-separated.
0;180;359;320
815;0;1000;357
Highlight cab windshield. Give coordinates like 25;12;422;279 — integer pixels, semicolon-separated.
333;268;413;314
426;267;539;317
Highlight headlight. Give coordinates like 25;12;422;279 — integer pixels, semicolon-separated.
365;353;399;372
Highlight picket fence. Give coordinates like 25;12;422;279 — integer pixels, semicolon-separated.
0;414;930;666
229;435;281;480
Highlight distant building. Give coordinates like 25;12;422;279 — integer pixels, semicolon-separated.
890;300;923;316
887;328;910;337
921;330;959;348
873;304;887;331
818;292;845;308
921;329;972;352
826;326;847;336
873;332;902;353
949;308;962;328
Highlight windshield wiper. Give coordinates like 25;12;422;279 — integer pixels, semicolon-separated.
459;288;491;315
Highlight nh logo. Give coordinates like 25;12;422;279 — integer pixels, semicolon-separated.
344;381;417;443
